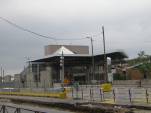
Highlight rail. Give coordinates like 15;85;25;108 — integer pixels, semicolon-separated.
0;105;46;113
67;85;151;104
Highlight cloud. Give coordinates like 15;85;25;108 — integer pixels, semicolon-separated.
0;0;151;74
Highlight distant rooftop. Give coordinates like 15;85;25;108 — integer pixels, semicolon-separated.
44;45;89;56
53;46;75;55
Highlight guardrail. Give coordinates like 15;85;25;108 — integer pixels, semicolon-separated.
67;85;151;104
68;85;103;102
0;92;66;99
0;105;46;113
0;88;67;99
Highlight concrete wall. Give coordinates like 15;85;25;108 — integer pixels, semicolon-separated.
36;67;53;88
0;77;2;83
14;74;21;82
141;80;151;88
127;69;144;80
113;80;151;88
4;75;12;82
25;66;53;88
113;80;140;87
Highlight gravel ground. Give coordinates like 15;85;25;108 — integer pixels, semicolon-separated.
0;99;75;113
134;109;151;113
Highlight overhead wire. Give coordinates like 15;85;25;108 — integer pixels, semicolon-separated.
0;17;86;41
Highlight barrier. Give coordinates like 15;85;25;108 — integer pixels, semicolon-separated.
0;105;45;113
69;85;151;105
113;80;140;87
101;83;112;92
0;91;66;99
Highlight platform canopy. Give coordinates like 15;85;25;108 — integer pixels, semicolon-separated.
31;51;128;66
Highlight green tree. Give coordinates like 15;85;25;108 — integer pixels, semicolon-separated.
136;63;151;79
138;51;145;58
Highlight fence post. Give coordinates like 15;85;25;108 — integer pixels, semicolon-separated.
1;105;6;113
18;81;20;89
91;88;94;101
29;80;31;88
113;89;116;102
90;88;92;101
71;87;74;98
129;89;132;103
81;88;84;100
15;108;21;113
43;80;46;93
146;89;149;104
100;88;103;101
76;85;79;99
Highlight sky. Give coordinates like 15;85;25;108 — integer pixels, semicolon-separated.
0;0;151;75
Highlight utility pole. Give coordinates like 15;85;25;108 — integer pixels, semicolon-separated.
102;26;108;82
2;69;4;83
60;51;64;85
0;67;2;83
36;63;40;88
86;37;95;82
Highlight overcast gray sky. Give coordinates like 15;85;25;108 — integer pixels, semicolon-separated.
0;0;151;75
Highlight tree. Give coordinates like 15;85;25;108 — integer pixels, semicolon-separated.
138;51;145;58
137;63;151;79
137;51;150;64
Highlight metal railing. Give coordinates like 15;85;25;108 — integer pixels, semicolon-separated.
68;85;151;104
0;105;46;113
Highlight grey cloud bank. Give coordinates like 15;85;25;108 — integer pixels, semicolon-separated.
0;0;151;74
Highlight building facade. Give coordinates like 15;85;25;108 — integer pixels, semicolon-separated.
20;45;127;88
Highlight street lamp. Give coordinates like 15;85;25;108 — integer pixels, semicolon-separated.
102;26;108;82
60;51;64;85
86;36;95;83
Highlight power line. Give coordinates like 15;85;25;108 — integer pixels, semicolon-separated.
0;17;86;41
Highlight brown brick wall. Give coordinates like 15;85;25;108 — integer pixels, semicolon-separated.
127;69;144;80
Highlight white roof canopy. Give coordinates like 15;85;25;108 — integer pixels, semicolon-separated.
53;46;74;55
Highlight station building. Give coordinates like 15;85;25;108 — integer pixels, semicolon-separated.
20;45;127;88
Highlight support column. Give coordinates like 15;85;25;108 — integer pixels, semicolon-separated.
36;64;40;88
86;66;90;84
46;66;53;88
27;63;34;88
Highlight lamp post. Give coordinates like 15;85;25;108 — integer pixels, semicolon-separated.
102;26;108;82
86;36;95;83
60;51;64;85
1;67;2;83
